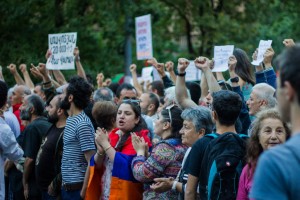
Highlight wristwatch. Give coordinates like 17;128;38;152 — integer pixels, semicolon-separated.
176;71;186;77
230;77;239;83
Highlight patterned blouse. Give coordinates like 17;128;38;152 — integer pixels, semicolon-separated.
131;138;187;200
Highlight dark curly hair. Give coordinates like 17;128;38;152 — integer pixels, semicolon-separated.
66;76;93;109
246;108;291;178
160;105;183;139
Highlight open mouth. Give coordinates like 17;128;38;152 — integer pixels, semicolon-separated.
118;120;125;126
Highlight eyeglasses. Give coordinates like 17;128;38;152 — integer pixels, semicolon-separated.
165;104;175;125
122;99;141;106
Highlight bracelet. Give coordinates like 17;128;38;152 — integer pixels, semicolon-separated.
172;180;178;191
104;146;112;152
42;81;51;85
96;150;104;156
177;71;186;77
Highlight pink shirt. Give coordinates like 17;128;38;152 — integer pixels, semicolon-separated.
237;164;253;200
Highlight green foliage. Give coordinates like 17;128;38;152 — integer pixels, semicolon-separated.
0;0;299;86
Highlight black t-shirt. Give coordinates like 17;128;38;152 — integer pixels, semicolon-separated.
23;117;51;196
187;135;217;177
35;125;64;190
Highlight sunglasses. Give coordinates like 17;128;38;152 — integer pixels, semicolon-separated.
122;99;141;106
165;104;175;125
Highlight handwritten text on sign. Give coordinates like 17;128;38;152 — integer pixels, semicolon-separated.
47;32;77;70
135;14;153;60
251;40;272;66
213;45;234;72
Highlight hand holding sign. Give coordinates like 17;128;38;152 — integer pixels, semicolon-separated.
251;40;272;66
147;57;158;67
252;49;258;61
73;47;80;61
263;47;275;67
177;58;190;73
45;49;52;60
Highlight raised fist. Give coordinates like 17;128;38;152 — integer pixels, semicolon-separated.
177;58;189;73
165;61;174;72
194;57;210;71
19;64;27;73
130;64;137;73
283;39;295;48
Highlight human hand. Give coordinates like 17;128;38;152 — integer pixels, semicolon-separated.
96;73;104;87
252;48;258;61
24;184;29;199
194;57;210;71
104;78;112;87
263;47;275;65
150;177;174;193
177;58;189;73
30;64;43;79
47;182;56;197
73;47;80;61
228;55;237;72
7;64;17;75
95;127;110;148
147;57;158;67
19;64;27;74
154;63;166;77
165;61;174;72
131;132;147;156
45;49;52;60
130;64;137;73
283;39;295;48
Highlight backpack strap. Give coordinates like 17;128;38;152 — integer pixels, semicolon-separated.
205;133;219;139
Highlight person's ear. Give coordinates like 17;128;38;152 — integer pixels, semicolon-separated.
285;81;295;102
198;128;205;138
148;103;154;111
211;110;217;122
68;94;73;102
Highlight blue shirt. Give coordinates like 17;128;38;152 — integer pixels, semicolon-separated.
250;134;300;200
61;111;95;183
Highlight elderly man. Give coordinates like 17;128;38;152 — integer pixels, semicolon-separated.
246;83;277;117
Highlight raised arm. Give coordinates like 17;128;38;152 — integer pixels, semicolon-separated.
0;65;4;81
165;61;177;84
74;47;87;80
175;58;197;109
45;49;66;86
19;64;34;90
7;64;25;85
130;64;143;96
195;57;221;93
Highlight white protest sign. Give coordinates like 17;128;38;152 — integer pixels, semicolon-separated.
185;61;201;81
213;45;234;72
47;32;77;70
251;40;272;66
135;14;153;60
142;66;153;83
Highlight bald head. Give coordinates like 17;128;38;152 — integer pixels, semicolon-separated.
11;85;31;106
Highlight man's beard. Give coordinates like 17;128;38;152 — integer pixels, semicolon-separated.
20;107;32;121
48;112;59;124
60;95;71;110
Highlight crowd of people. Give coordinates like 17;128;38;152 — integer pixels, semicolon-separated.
0;38;300;200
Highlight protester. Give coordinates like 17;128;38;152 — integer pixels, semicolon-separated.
60;76;95;200
150;106;213;200
93;100;152;199
21;94;52;199
250;44;300;200
131;105;187;199
237;108;290;199
0;80;24;200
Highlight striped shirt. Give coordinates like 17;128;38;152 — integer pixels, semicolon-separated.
61;111;95;183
